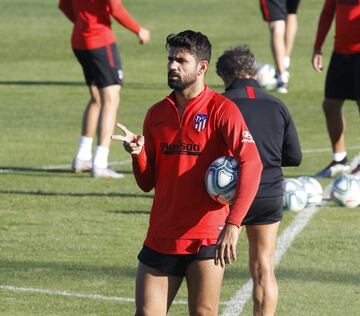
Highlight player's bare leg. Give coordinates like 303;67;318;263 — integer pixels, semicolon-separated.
98;84;121;148
323;98;346;154
246;222;280;316
92;84;123;178
73;84;101;172
269;20;288;93
82;84;102;137
135;262;183;316
269;20;286;75
186;259;224;316
285;13;298;70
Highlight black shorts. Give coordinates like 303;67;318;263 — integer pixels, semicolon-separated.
137;245;217;277
73;43;123;88
260;0;301;21
325;52;360;101
241;196;283;225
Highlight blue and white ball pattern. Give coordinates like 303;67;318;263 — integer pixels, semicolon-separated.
205;156;239;205
297;176;323;205
331;175;360;208
283;178;308;211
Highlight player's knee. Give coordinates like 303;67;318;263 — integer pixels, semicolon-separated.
252;261;274;285
190;303;218;316
135;306;165;316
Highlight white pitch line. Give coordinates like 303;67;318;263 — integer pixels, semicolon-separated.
220;175;341;316
0;285;188;305
0;159;131;173
1;145;359;174
301;144;360;154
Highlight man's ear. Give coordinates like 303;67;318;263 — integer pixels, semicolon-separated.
198;60;209;76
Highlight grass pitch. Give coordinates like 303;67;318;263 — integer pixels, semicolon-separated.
0;1;359;315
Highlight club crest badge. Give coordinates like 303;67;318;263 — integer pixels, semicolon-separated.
194;114;208;132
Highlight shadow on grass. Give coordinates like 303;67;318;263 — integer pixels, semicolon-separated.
277;266;360;286
108;210;150;215
0;80;166;90
224;266;360;286
0;189;153;199
0;166;133;177
0;260;137;280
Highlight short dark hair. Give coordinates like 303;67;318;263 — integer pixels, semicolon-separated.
216;45;257;81
166;30;211;63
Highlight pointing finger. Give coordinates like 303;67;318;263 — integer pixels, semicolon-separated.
111;134;128;142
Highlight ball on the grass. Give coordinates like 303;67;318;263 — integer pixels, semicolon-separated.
297;176;323;205
331;175;360;208
283;178;308;211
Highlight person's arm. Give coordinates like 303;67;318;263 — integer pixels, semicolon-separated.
108;0;141;33
281;108;302;166
312;0;336;72
108;0;150;44
215;100;263;267
112;120;155;192
58;0;75;23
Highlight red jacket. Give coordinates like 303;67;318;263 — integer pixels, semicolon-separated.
133;86;263;254
58;0;141;49
314;0;360;54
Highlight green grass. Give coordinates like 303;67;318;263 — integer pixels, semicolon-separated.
0;0;359;315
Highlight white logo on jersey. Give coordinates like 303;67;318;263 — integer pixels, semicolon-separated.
241;130;255;143
118;70;124;80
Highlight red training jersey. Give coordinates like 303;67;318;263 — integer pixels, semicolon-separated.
58;0;141;49
313;0;360;54
132;86;263;254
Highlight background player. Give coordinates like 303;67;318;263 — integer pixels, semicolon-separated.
259;0;301;93
311;0;360;177
58;0;150;178
216;44;302;315
112;30;262;315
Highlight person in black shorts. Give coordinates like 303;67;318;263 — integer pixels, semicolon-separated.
259;0;301;93
59;0;150;178
216;44;302;315
312;0;360;177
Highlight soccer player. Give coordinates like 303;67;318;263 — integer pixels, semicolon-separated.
259;0;301;93
312;0;360;177
58;0;150;178
216;44;302;316
112;30;263;315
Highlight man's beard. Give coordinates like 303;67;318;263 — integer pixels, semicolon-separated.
167;71;197;91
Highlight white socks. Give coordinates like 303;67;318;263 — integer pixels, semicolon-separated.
76;136;93;161
333;152;347;162
278;72;289;84
93;146;109;169
284;56;290;70
76;137;110;168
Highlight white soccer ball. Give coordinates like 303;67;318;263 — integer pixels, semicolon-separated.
283;178;308;211
205;156;238;205
256;63;277;90
297;176;323;205
331;175;360;208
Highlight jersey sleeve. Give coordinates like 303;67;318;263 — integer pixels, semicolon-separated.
132;111;155;192
281;108;302;166
313;0;336;52
108;0;141;34
58;0;75;22
217;100;263;227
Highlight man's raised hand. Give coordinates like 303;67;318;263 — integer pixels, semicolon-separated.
111;123;144;156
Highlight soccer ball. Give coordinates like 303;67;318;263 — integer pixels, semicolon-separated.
205;156;239;205
256;63;277;90
331;175;360;208
283;178;308;211
297;176;323;205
